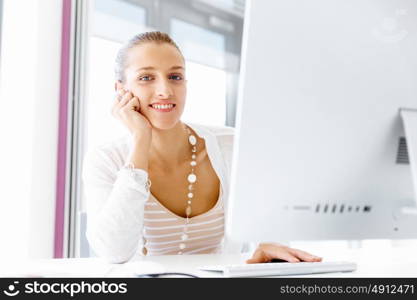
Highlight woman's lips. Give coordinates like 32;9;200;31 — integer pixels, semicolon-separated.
148;104;176;112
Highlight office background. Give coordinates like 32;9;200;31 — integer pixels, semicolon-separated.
0;0;415;261
0;0;245;259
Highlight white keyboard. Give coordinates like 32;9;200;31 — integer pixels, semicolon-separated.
199;261;357;277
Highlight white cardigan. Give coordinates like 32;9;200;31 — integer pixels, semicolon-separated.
82;122;246;263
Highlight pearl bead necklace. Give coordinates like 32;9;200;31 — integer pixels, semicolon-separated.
178;124;197;254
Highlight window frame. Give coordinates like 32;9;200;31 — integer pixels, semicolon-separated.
68;0;92;258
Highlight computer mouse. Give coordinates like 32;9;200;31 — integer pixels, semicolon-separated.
269;258;289;263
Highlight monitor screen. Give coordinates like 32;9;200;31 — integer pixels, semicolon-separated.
227;0;417;243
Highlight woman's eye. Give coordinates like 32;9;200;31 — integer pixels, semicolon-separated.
139;75;152;81
170;75;183;80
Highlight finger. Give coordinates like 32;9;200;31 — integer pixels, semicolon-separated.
115;88;126;101
290;248;322;262
120;97;139;115
247;248;300;264
131;97;140;112
111;89;128;117
271;251;300;263
119;91;133;108
292;249;322;261
260;245;301;263
246;249;268;264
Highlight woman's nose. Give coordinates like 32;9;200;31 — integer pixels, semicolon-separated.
155;79;173;98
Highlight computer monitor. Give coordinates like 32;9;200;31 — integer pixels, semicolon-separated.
227;0;417;243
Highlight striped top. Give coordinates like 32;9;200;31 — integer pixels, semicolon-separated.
142;188;224;256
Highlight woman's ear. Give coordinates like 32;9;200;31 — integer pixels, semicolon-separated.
115;80;124;92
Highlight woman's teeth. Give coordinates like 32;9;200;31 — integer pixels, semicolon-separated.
150;104;175;110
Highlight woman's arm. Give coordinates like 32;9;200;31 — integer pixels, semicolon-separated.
82;135;151;264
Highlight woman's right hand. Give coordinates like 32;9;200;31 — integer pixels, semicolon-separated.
111;89;153;138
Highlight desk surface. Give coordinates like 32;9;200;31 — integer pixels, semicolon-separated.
2;246;417;278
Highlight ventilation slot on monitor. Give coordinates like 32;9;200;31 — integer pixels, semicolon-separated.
396;137;409;164
315;204;372;214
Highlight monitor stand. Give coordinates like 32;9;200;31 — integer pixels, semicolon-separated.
400;108;417;215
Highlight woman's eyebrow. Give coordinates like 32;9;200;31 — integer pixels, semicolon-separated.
170;66;184;71
136;66;184;72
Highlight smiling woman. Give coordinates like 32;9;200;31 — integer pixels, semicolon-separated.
82;31;322;264
83;32;228;260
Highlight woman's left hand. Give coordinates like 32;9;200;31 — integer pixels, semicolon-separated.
246;243;322;264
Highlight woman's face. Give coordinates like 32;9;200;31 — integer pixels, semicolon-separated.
119;42;187;130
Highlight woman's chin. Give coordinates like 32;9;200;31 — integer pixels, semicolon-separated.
149;118;182;131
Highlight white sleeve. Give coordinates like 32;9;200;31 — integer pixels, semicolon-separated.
82;147;149;264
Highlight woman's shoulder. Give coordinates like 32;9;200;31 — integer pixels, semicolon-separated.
203;124;235;137
87;134;130;154
188;122;235;142
83;134;131;170
188;123;235;156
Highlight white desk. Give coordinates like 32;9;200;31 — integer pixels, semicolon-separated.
2;245;417;278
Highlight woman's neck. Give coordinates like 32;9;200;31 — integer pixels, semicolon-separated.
148;121;191;171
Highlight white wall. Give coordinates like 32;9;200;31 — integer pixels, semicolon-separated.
0;0;37;260
0;0;62;259
29;0;63;259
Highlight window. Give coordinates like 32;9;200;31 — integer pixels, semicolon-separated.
171;18;226;69
182;61;226;126
85;37;126;151
93;0;147;43
171;18;227;125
